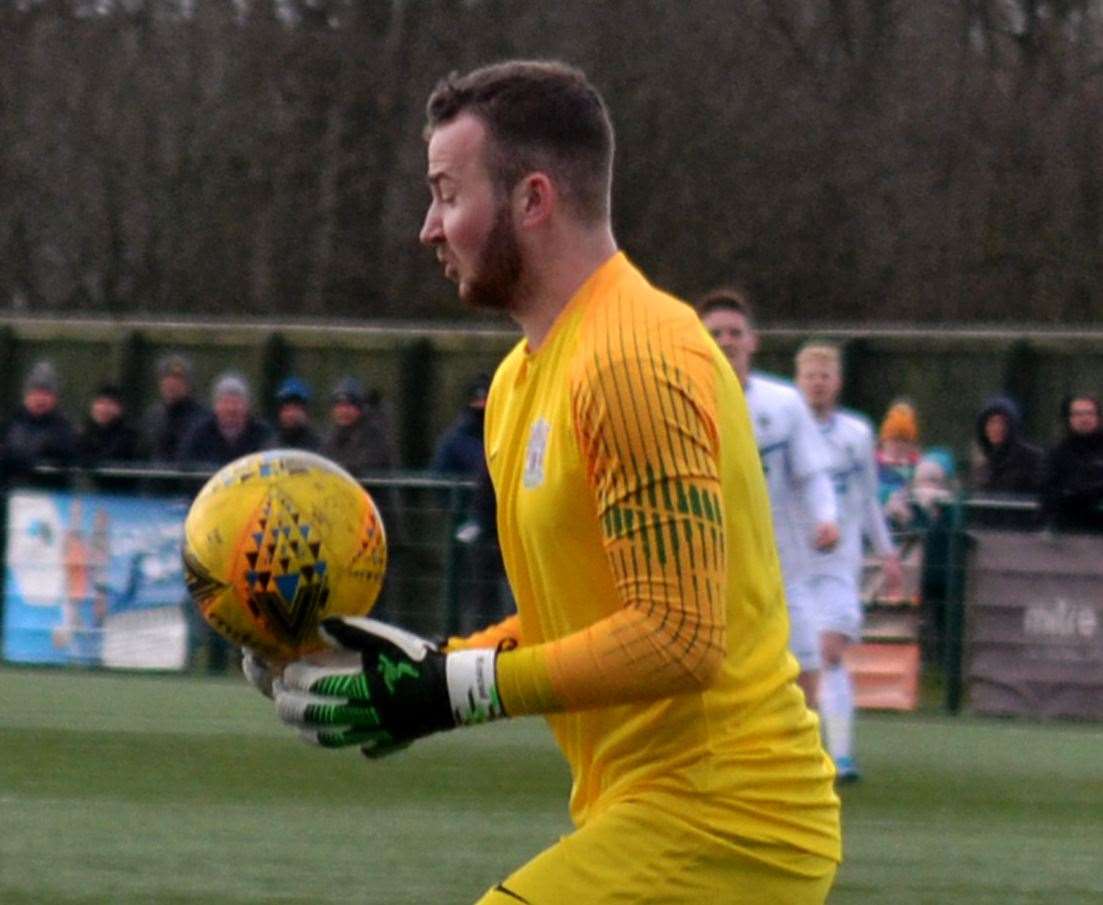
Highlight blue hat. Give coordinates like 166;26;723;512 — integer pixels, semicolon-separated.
276;376;312;404
922;447;957;480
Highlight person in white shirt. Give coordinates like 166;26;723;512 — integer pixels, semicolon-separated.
699;289;839;708
795;342;902;782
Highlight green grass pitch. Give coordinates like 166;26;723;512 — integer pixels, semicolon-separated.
1;666;1100;904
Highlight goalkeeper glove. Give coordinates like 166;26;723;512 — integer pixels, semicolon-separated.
241;648;276;699
272;616;505;758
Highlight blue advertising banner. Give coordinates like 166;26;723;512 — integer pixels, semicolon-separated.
3;490;191;669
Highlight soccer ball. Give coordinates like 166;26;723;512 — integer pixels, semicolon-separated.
182;449;387;664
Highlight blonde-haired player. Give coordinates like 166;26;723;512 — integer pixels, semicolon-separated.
698;289;840;709
251;60;840;903
795;342;902;782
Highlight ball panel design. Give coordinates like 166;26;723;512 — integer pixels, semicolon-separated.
183;450;387;662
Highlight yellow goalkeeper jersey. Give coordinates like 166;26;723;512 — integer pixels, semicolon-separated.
476;253;839;869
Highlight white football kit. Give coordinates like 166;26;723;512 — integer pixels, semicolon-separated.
808;409;896;639
744;373;837;670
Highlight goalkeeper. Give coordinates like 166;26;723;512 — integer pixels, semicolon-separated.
248;60;840;903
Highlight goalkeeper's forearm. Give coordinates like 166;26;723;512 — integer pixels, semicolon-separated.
272;601;723;757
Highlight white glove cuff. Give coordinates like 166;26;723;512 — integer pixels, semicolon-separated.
445;649;505;726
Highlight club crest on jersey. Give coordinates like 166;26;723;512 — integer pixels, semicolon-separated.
522;418;551;489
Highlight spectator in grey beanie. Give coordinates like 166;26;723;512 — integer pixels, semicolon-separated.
142;352;210;463
177;372;273;469
1;359;77;486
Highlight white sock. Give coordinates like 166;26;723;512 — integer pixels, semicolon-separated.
820;663;854;763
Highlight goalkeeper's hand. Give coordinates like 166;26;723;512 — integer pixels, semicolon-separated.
272;616;505;758
242;648;276;699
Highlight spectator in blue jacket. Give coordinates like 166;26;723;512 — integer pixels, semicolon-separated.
430;373;489;477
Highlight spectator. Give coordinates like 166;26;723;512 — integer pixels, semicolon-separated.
272;377;320;452
319;377;397;478
451;458;514;635
877;399;921;528
430;373;490;477
320;376;402;620
908;448;958;528
430;373;511;635
142;353;209;464
76;383;141;491
908;448;964;670
177;372;273;469
2;360;77;487
1040;393;1103;532
177;372;272;674
969;396;1044;496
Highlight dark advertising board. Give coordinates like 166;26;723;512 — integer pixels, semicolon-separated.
966;530;1103;720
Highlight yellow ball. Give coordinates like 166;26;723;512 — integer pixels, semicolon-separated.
182;450;387;664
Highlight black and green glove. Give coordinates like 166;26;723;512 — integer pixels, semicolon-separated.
272;617;505;758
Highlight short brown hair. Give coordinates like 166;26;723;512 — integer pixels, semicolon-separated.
424;60;614;223
696;287;755;325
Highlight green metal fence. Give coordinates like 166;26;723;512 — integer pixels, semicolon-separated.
4;467;1099;721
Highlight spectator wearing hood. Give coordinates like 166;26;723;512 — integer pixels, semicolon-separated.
968;396;1044;496
430;373;489;478
430;373;511;634
273;377;320;452
177;372;273;469
1040;393;1103;532
2;360;78;486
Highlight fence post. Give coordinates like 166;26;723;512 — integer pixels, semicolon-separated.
0;324;17;416
942;494;968;714
440;482;468;638
398;338;436;468
116;329;147;418
259;332;293;423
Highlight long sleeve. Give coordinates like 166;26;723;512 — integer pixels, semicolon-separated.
496;322;727;715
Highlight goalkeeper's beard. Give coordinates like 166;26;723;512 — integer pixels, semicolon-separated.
460;200;526;314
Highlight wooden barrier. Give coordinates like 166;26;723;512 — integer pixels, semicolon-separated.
845;639;921;711
847;543;924;711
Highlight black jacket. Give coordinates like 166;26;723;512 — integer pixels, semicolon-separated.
77;417;142;491
2;407;77;484
969;396;1044;495
143;396;210;463
274;423;321;453
177;415;273;469
77;417;141;468
1041;428;1103;530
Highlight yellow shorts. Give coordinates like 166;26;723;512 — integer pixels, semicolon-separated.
474;797;837;905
